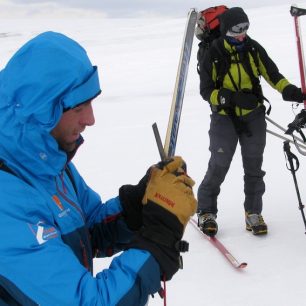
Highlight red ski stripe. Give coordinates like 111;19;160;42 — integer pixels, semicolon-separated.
189;218;247;269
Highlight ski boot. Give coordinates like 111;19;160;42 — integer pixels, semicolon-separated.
198;212;218;237
245;212;268;235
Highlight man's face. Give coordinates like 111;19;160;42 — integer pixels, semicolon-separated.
51;100;95;153
233;33;247;42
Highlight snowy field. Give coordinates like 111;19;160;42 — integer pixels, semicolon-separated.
1;2;306;306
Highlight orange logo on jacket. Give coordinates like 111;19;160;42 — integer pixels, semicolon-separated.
52;195;63;211
154;192;175;208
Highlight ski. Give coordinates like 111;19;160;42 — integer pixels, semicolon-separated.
163;8;197;158
290;5;306;107
190;218;247;269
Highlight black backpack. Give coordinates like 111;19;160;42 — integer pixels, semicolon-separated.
195;7;269;110
195;6;261;83
195;7;271;135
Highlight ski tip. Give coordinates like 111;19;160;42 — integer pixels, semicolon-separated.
238;262;248;269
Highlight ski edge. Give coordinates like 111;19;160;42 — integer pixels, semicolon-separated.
189;218;248;269
164;8;197;157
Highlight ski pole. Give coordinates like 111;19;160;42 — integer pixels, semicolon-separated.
290;6;306;108
283;140;306;233
266;115;306;155
267;128;306;150
266;115;306;145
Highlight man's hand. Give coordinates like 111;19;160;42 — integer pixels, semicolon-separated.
128;156;197;281
232;90;258;109
282;84;306;103
142;157;196;229
119;170;150;231
217;88;233;108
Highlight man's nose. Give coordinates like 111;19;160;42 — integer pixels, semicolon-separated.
81;102;95;126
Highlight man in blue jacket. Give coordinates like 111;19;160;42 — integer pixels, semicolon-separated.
0;31;197;306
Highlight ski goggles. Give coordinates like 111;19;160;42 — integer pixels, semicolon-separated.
226;22;249;37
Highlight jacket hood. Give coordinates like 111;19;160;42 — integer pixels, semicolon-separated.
0;31;101;180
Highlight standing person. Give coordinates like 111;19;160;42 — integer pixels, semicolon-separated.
0;31;197;306
197;7;306;237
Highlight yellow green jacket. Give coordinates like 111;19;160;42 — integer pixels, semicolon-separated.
199;36;291;116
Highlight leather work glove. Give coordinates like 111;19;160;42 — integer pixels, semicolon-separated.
119;170;150;231
217;88;234;108
232;90;258;110
282;84;306;103
127;156;197;281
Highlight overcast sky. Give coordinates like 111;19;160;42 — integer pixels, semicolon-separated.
3;0;305;18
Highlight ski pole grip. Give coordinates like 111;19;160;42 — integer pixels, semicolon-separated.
290;6;306;17
283;140;290;153
283;140;300;171
285;110;306;135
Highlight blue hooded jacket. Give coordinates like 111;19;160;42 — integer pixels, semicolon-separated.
0;31;160;306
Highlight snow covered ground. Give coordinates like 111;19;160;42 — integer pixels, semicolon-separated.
1;2;306;305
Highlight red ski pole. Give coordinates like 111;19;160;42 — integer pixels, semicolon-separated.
291;6;306;108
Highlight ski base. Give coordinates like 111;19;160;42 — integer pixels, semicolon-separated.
190;218;247;269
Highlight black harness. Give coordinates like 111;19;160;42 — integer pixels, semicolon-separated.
200;38;271;136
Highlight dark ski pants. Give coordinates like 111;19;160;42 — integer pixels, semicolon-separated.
197;108;266;215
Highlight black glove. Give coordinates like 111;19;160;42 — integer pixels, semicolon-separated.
232;90;258;109
127;157;197;281
282;84;306;102
119;170;150;231
217;88;233;108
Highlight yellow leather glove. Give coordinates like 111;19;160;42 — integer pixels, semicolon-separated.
142;156;197;229
129;156;197;281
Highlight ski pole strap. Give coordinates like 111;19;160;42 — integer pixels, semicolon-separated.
158;274;167;306
296;129;306;143
283;140;300;172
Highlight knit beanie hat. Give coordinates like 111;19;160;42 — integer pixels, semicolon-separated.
219;7;249;37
